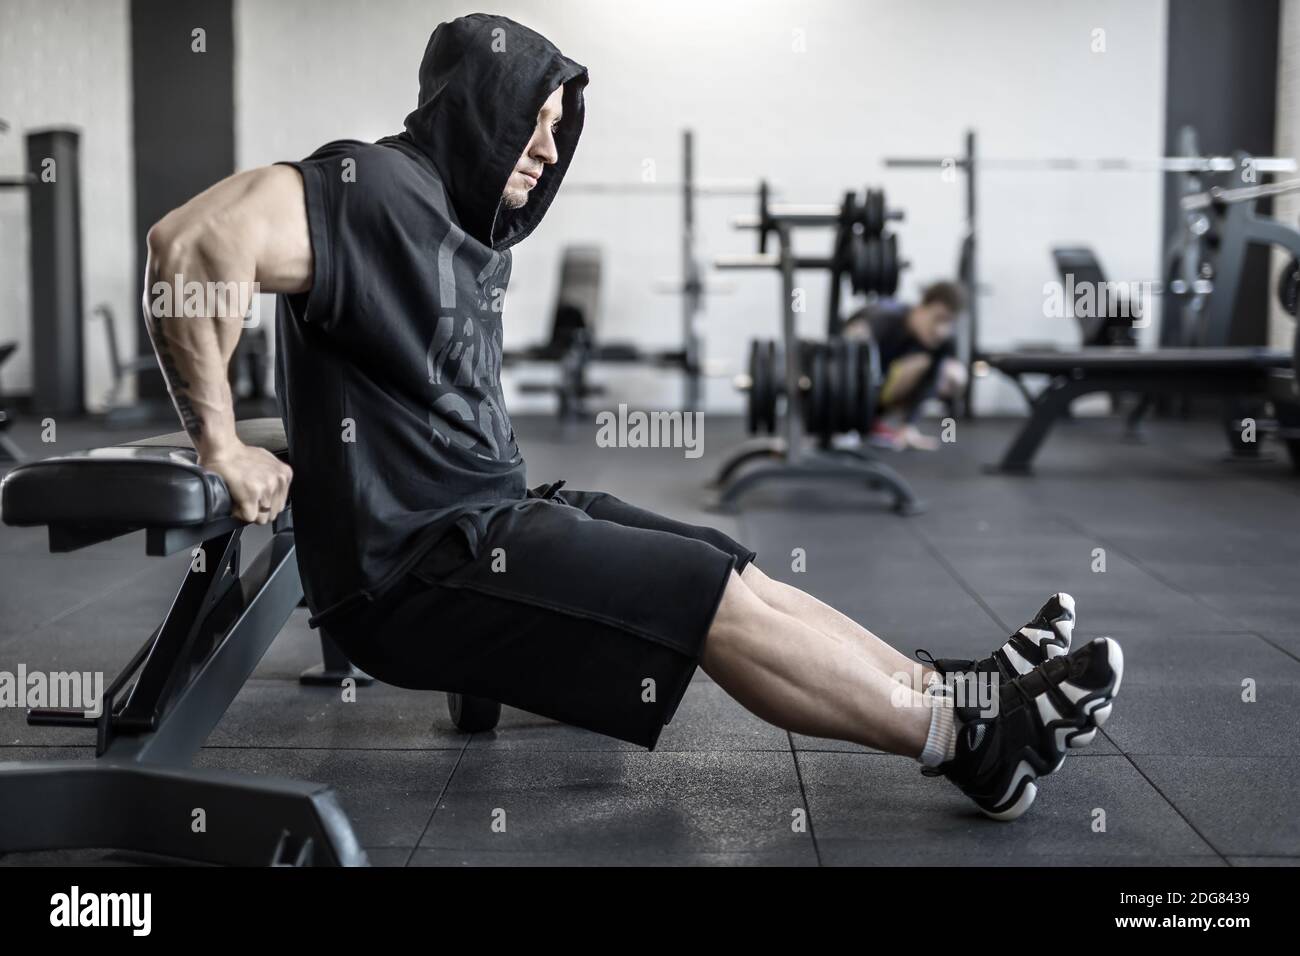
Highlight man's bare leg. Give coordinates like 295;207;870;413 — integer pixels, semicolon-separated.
700;571;935;755
739;563;933;692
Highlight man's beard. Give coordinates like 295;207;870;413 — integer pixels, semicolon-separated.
502;186;529;210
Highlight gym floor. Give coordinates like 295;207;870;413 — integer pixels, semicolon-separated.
2;412;1297;867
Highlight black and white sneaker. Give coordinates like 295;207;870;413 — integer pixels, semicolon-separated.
916;592;1076;682
926;635;1124;821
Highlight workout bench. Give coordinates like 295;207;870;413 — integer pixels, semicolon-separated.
0;419;369;866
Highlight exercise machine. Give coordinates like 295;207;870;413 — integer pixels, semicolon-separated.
0;342;22;463
511;129;753;416
504;245;690;419
712;184;922;514
984;166;1300;473
884;128;1299;417
0;418;502;865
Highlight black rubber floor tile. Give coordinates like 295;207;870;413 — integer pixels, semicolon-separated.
207;679;466;750
1104;683;1300;756
799;752;1216;865
1131;755;1300;856
0;554;163;640
362;847;417;866
1227;856;1300;866
469;681;788;753
195;747;459;849
1115;631;1300;685
1258;632;1300;663
466;706;640;752
407;846;818;866
420;750;812;862
978;588;1233;637
790;731;1121;756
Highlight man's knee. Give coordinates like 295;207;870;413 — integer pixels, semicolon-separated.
707;570;768;644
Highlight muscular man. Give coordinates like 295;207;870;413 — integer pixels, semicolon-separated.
143;13;1121;821
843;282;969;451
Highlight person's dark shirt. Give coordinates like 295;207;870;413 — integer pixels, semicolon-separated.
273;15;589;627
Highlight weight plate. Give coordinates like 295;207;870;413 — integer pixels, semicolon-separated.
840;335;860;435
849;235;867;294
858;338;881;432
802;343;829;438
839;190;859;235
881;232;900;296
864;236;884;293
863;188;885;237
1279;256;1299;318
761;340;779;433
827;338;846;436
746;339;763;434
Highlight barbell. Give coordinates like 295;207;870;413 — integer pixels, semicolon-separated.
721;184;905;295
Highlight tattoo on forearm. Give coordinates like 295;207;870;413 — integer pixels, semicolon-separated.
149;312;204;440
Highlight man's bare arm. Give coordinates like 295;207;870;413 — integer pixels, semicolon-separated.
142;165;311;523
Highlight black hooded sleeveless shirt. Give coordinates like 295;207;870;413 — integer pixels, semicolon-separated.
274;14;589;626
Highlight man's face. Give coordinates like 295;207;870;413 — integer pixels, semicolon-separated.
502;85;564;210
909;302;956;350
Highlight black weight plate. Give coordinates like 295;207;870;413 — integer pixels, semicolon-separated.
796;340;814;433
761;340;779;433
863;188;885;237
814;344;832;439
858;338;881;432
839;190;859;235
802;343;828;438
746;339;762;434
827;338;846;435
849;235;867;294
1279;256;1299;318
881;232;900;296
840;335;860;435
863;236;884;293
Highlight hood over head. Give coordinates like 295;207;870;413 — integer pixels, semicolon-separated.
390;13;588;252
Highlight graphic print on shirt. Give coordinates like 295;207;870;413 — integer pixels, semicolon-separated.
424;185;516;462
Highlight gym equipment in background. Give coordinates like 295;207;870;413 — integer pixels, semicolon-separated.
884;128;1299;417
0;342;22;462
90;304;163;426
513;129;754;417
92;302;277;427
712;184;923;514
982;164;1300;473
0;128;87;417
504;245;690;418
2;125;89;453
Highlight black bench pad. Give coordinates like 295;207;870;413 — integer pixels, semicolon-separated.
987;347;1292;376
1;418;286;529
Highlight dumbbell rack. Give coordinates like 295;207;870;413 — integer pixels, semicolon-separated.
711;185;924;515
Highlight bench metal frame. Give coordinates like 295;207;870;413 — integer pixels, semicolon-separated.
0;510;368;867
991;355;1285;473
987;158;1300;474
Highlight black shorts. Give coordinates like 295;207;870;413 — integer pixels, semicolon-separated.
329;482;757;749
